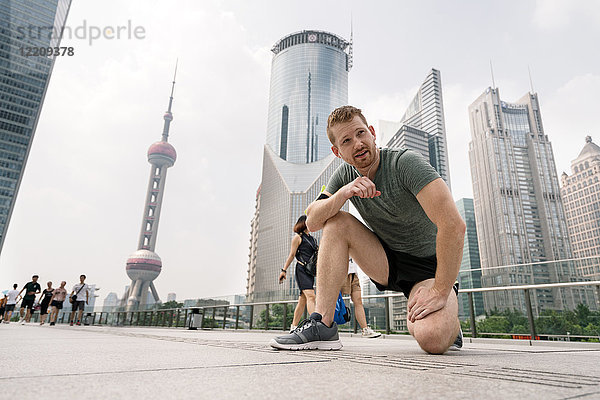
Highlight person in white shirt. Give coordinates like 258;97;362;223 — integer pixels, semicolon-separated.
3;284;20;323
69;275;89;326
341;259;381;338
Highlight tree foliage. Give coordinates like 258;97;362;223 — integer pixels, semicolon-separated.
463;304;600;341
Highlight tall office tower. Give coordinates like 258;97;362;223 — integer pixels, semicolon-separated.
102;293;119;311
455;198;485;318
266;30;350;164
125;71;177;311
0;0;72;253
248;30;351;302
246;185;260;297
561;136;600;281
386;125;430;160
397;69;451;190
468;87;579;314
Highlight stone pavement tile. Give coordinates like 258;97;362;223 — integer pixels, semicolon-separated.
1;324;599;399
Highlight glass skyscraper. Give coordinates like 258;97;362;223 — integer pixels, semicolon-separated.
0;0;72;253
468;87;578;314
247;30;351;301
382;69;451;190
266;30;349;164
455;198;484;318
398;69;451;190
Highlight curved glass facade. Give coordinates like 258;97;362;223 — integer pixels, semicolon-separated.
266;30;349;164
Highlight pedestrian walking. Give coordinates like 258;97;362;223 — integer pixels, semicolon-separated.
278;215;318;332
3;284;19;323
39;281;54;325
342;258;381;338
49;281;67;326
18;275;41;324
0;293;6;323
69;275;89;326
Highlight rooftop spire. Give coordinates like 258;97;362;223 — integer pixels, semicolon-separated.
348;15;354;70
162;60;177;142
528;65;535;93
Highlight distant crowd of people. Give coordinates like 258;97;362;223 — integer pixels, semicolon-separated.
1;274;90;326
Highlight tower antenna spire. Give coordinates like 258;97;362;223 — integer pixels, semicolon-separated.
528;65;535;93
348;14;354;70
162;59;177;141
490;59;496;89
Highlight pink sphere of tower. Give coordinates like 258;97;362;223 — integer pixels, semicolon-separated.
126;249;162;281
148;141;177;167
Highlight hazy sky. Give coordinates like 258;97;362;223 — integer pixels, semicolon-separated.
1;0;599;303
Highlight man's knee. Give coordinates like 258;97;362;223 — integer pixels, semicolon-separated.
411;321;458;354
322;211;353;237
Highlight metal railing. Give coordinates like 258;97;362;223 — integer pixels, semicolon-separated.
64;280;600;342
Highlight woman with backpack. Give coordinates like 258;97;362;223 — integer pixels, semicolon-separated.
278;215;318;332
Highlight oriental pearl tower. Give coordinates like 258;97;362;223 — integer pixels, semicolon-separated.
125;68;177;311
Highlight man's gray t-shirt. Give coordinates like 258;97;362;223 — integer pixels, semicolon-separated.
325;148;440;257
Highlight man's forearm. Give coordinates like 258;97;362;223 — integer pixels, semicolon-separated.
305;191;347;231
432;224;465;296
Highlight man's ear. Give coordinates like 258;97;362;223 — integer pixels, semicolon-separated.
369;125;376;140
331;146;341;158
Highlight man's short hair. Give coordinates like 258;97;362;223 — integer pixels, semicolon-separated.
32;275;38;279
80;274;86;279
326;105;369;146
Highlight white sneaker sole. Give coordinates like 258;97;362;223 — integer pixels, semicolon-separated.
362;333;382;338
269;339;342;351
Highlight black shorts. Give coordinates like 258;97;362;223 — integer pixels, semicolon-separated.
5;304;15;312
21;298;35;310
371;237;437;298
295;262;315;291
72;300;85;311
51;300;64;310
40;300;51;315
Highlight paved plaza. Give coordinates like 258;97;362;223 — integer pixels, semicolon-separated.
1;323;600;399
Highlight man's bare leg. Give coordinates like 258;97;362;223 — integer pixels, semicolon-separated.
407;278;459;354
315;211;389;326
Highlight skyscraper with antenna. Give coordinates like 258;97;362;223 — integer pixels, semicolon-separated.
247;30;351;301
125;67;178;310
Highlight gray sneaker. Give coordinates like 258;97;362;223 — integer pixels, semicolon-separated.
448;327;463;351
270;313;342;350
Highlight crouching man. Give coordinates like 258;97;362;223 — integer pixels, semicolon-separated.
270;106;465;354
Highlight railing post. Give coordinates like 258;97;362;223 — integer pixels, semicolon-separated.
211;307;216;329
91;312;96;325
282;303;288;332
524;289;537;341
249;305;254;330
384;296;391;334
235;306;240;330
175;309;180;328
352;304;358;334
199;308;204;328
468;292;477;338
265;304;270;330
222;306;227;329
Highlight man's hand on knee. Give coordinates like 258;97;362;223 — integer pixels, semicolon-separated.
407;286;447;322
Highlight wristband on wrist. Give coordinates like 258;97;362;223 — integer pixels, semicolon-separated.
281;268;286;272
